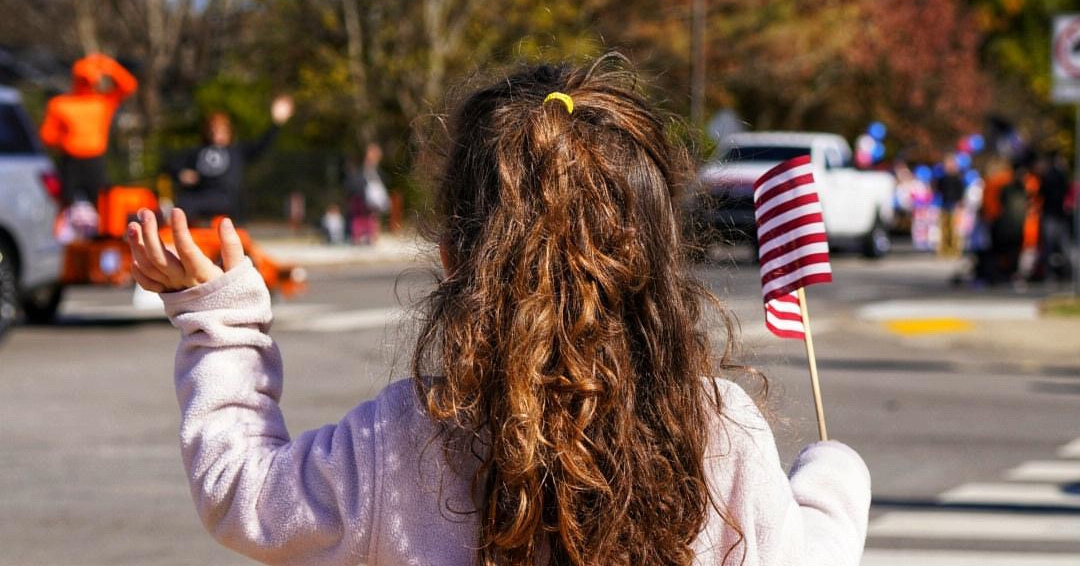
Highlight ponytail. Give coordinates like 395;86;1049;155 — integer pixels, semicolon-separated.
414;55;739;566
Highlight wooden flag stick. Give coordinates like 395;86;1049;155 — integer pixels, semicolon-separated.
796;287;828;441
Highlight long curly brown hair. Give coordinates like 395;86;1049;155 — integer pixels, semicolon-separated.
412;55;742;566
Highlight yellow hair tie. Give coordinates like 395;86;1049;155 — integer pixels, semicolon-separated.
543;92;574;115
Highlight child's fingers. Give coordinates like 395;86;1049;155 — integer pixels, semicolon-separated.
127;221;171;284
218;218;245;271
138;209;182;277
131;263;167;293
170;208;224;285
170;208;213;274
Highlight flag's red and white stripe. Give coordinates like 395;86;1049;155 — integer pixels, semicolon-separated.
765;292;805;340
754;154;833;305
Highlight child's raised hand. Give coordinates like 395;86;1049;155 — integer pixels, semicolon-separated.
127;208;246;293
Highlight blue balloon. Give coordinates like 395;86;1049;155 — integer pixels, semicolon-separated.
871;141;886;160
968;134;985;153
932;163;945;179
964;170;981;185
914;165;933;183
868;121;887;140
955;152;972;170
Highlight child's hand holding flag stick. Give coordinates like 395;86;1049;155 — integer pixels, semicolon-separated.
753;155;833;440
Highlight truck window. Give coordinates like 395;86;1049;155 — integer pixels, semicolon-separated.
722;145;809;163
0;104;38;155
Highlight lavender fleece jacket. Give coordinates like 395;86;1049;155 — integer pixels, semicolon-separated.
163;260;871;566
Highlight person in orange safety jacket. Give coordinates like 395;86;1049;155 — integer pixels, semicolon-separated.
39;53;138;206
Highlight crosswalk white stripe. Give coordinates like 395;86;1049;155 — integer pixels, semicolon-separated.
58;298;407;333
864;437;1080;563
862;549;1080;566
1057;437;1080;458
939;482;1080;508
1006;460;1080;483
275;307;403;332
868;510;1080;541
59;303;164;320
270;303;338;317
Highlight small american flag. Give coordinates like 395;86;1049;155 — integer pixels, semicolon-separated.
765;292;805;339
754;154;832;339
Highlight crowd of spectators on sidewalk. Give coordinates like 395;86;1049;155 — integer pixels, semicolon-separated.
893;145;1075;290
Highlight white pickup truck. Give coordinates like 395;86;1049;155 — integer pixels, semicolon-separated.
689;132;896;258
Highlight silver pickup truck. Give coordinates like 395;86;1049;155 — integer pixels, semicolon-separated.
689;131;896;258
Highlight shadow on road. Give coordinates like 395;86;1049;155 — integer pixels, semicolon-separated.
766;356;1080;379
871;497;1080;515
29;316;169;329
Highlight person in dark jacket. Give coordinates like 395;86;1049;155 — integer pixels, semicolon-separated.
934;153;966;257
1035;153;1071;282
168;95;293;224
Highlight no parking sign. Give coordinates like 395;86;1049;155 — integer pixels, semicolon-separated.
1053;14;1080;102
1052;14;1080;296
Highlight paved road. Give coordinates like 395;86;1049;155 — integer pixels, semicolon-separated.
1;248;1078;565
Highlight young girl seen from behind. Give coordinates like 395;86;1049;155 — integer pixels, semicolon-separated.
129;55;870;566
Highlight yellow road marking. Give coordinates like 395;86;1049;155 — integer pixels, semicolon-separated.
885;318;973;335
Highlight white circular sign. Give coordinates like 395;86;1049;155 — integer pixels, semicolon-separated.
1054;17;1080;78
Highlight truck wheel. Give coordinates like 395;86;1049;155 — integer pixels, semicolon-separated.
21;284;63;324
862;217;890;259
0;240;18;342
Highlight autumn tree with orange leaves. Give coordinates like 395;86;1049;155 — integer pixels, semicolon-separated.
0;0;1071;216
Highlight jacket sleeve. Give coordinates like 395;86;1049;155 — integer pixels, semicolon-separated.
697;381;871;566
93;54;138;104
241;124;280;162
39;99;64;150
163;149;197;184
163;260;375;565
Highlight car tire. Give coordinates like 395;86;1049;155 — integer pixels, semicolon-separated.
861;216;890;259
21;283;63;324
0;240;18;342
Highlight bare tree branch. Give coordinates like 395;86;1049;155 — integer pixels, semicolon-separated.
74;1;101;55
343;0;373;144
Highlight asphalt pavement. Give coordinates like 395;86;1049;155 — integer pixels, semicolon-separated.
255;228;1080;362
1;229;1079;565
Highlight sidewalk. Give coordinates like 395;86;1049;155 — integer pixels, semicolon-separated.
247;223;434;267
824;246;1080;362
857;296;1080;364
